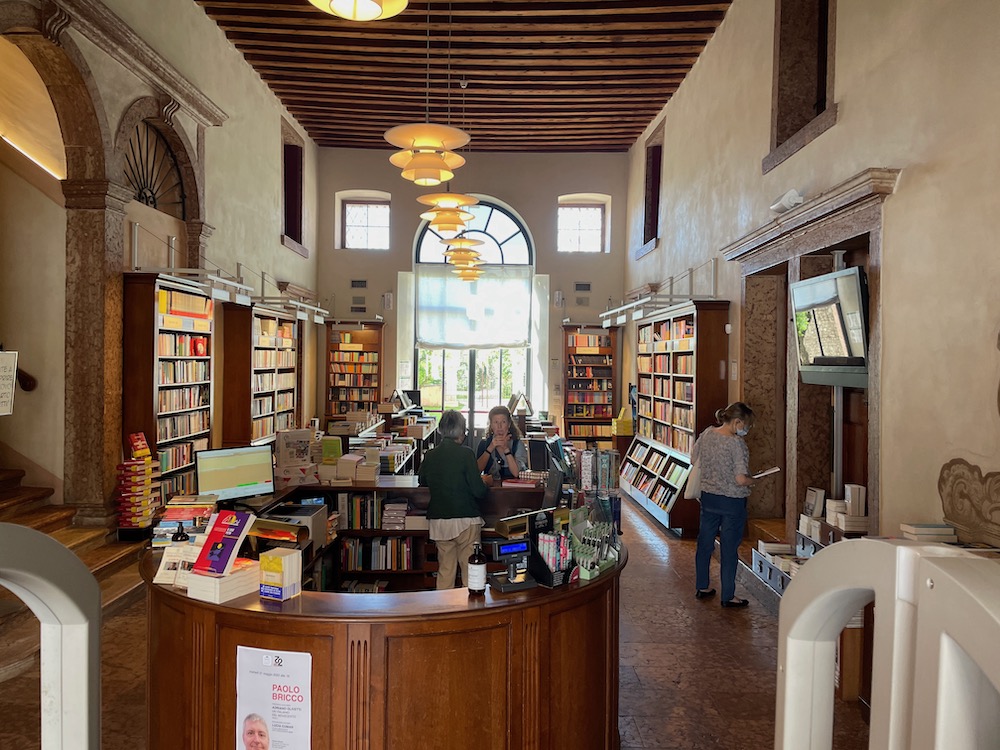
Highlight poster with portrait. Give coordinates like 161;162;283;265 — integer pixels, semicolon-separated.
236;646;312;750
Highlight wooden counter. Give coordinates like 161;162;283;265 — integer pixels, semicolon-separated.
143;541;626;749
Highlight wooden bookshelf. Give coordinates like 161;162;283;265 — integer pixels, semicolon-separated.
221;305;299;446
562;324;619;447
635;300;729;453
122;274;213;499
619;435;700;536
325;321;384;417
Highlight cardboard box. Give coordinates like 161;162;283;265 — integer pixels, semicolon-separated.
274;464;319;489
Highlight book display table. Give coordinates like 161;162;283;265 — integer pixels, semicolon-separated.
142;529;626;749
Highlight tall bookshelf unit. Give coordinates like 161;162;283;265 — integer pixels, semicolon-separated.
562;324;619;447
122;274;213;499
221;305;299;446
325;321;384;417
635;300;729;453
623;300;729;535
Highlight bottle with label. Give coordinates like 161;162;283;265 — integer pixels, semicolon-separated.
467;542;487;596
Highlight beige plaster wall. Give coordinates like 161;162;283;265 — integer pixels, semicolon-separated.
316;147;628;420
0;161;66;499
95;0;320;293
623;0;1000;534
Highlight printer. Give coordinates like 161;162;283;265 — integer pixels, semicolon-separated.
262;502;329;547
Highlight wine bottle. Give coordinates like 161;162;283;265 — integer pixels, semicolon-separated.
467;542;487;596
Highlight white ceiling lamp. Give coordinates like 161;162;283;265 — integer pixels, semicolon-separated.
307;0;407;22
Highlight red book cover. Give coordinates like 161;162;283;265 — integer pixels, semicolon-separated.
128;433;151;459
192;510;255;577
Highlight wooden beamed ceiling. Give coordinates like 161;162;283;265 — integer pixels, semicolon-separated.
195;0;733;152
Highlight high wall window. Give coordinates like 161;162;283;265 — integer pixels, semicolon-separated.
765;0;837;171
637;123;663;258
343;200;390;250
281;119;307;255
557;203;605;254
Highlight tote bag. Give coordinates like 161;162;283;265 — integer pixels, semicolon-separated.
683;461;702;500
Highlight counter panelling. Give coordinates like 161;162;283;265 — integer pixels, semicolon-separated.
144;544;625;749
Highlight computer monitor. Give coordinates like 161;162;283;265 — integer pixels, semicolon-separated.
195;445;275;503
403;389;421;406
542;466;565;508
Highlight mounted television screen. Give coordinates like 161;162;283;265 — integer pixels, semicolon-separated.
790;266;869;389
195;445;274;503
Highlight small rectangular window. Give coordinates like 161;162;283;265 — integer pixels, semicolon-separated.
343;201;390;250
283;144;303;243
557;205;605;253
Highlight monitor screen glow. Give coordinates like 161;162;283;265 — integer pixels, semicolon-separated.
194;445;274;502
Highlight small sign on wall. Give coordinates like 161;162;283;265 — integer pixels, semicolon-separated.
0;351;17;416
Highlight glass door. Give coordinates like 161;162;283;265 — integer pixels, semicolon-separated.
416;347;528;445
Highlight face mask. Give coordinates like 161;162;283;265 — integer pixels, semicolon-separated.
736;423;749;437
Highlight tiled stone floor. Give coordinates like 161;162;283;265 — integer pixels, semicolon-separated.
0;499;869;748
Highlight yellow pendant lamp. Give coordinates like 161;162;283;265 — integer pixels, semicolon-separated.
440;237;484;251
419;192;479;210
443;251;482;267
307;0;407;21
420;206;475;223
385;123;470;185
454;267;485;282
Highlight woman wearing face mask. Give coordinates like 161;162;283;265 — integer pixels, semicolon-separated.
691;401;756;608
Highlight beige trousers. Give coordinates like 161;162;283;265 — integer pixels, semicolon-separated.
435;523;482;589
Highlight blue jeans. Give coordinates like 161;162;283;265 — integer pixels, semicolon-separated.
695;492;748;602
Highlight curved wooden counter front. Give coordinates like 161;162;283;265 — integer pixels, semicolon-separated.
143;545;626;750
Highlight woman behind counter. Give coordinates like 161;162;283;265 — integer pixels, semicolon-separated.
418;410;491;589
476;405;529;481
691;402;756;609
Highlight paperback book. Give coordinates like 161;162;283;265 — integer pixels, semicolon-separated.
192;510;255;577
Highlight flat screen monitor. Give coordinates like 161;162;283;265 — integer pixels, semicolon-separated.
542;467;565;508
403;389;421;406
195;445;275;503
789;266;869;389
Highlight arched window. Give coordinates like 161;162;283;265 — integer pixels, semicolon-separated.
413;198;534;436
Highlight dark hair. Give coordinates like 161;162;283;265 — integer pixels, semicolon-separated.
438;409;467;441
715;402;754;427
485;405;523;439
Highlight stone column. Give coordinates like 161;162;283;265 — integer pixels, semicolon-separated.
62;178;131;527
184;219;214;269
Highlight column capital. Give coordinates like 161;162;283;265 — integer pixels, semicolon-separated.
62;179;132;211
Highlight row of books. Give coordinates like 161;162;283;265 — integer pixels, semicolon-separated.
158;359;209;384
330;350;379;362
159;437;208;474
567;424;612;438
341;536;416;571
566;333;612;348
158;385;210;413
253;349;296;369
568;354;611;367
566;391;612;404
158;288;213;319
157;410;210;442
251;371;295;392
157;332;209;358
566;378;613;391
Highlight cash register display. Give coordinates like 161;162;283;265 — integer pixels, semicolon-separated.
195;445;274;502
497;540;529;556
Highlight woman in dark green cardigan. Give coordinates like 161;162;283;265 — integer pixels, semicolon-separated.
418;410;491;589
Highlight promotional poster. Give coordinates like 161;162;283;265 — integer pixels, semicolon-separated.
236;646;312;749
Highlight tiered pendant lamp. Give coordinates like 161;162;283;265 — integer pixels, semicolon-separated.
418;192;479;211
385;123;470;188
307;0;407;22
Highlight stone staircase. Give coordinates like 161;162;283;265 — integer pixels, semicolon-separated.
0;468;146;683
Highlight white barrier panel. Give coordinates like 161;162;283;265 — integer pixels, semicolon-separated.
0;522;101;749
775;538;993;750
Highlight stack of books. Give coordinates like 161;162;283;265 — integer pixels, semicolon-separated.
152;494;217;548
116;457;162;534
900;522;958;543
187;558;260;603
381;501;408;531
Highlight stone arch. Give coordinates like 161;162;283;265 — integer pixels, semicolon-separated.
114;95;207;266
1;0;125;524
